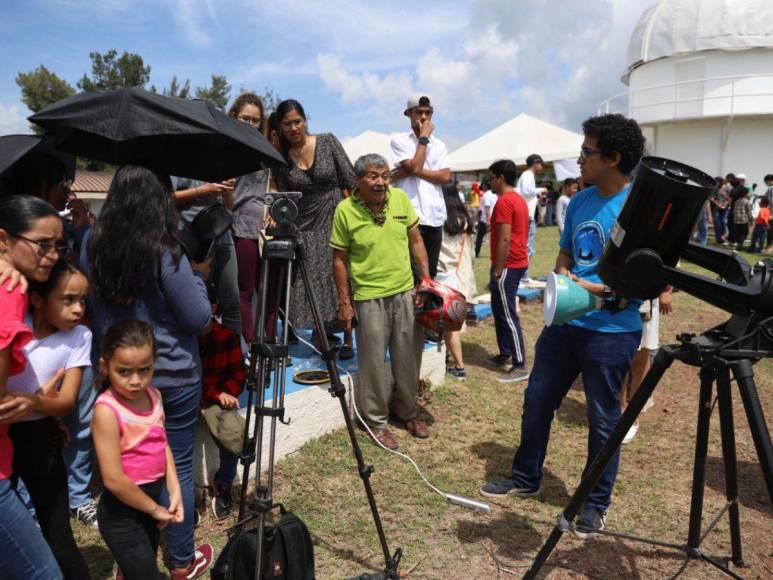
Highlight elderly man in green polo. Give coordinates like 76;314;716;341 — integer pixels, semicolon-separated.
331;153;431;450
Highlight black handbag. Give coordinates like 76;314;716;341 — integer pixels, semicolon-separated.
211;506;315;580
179;203;233;263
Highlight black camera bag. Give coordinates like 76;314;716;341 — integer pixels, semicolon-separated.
211;506;315;580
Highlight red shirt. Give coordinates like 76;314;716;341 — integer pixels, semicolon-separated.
490;190;529;269
0;283;33;479
198;320;247;408
755;207;770;226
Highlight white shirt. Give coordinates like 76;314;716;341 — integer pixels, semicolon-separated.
7;321;92;422
556;195;571;234
480;190;498;224
516;169;546;221
390;131;449;227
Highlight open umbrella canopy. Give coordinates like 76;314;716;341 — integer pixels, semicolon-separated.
0;133;76;181
29;87;285;182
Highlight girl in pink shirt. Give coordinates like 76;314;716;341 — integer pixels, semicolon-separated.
92;320;183;580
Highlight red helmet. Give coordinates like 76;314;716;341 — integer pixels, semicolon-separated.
415;278;468;333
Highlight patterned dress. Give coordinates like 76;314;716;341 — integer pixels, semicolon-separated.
275;133;356;329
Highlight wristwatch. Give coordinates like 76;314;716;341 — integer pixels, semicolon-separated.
418;136;430;146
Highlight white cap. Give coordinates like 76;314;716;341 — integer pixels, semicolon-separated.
737;173;747;180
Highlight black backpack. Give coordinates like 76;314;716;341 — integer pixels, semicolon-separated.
211;507;315;580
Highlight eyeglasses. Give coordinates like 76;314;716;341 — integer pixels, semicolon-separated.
237;115;262;127
13;234;70;258
579;147;602;159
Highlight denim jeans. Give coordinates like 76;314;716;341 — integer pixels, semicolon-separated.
694;206;708;245
526;218;536;258
0;478;62;580
62;366;97;509
489;267;527;366
509;324;641;510
214;449;239;488
159;385;201;568
711;208;727;242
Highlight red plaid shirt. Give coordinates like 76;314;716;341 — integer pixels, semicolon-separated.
198;320;247;407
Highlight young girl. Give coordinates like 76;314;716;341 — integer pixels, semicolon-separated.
92;319;183;580
7;258;92;579
0;194;65;580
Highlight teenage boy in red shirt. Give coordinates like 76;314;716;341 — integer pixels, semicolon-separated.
486;159;530;383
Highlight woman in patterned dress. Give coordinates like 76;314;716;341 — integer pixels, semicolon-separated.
274;100;356;357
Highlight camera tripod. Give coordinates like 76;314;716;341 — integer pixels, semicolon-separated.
524;314;773;579
233;212;401;580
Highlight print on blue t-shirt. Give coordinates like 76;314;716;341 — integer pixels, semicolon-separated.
559;185;642;333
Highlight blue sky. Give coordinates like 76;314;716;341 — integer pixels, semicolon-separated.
0;0;652;150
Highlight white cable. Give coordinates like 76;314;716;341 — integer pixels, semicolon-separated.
293;331;490;513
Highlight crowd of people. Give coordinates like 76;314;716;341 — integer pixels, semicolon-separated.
0;86;728;579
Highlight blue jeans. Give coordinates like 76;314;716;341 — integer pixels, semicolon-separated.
750;223;767;252
159;385;201;568
214;449;239;488
526;219;536;259
509;324;641;510
711;208;727;242
0;478;62;579
694;207;708;245
489;267;527;366
62;366;97;508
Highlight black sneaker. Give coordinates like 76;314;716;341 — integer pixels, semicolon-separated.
211;486;233;520
447;366;466;381
71;499;99;529
574;506;608;539
479;479;540;498
497;366;530;383
486;354;511;371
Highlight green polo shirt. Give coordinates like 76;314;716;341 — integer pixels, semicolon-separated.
330;187;419;301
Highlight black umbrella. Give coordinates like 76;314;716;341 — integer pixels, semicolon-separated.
29;87;285;182
0;133;76;181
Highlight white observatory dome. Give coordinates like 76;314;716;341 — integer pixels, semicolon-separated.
627;0;773;72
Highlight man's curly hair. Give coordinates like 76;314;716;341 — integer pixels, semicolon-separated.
582;114;646;176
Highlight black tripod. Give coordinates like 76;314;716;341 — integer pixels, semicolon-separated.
233;205;401;580
524;316;773;579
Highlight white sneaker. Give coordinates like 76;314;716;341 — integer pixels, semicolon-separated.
622;422;639;445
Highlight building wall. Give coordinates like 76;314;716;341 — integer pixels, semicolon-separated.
646;117;773;185
628;48;773;124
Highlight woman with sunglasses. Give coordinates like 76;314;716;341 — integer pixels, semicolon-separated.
274;99;357;356
0;195;67;579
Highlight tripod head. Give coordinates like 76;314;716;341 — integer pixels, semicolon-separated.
264;191;302;239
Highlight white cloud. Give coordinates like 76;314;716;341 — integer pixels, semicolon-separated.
0;103;31;134
315;0;654;135
171;0;217;48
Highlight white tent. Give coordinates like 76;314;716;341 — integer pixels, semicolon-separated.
447;113;583;172
342;130;392;165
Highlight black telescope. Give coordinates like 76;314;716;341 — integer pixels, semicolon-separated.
527;156;773;579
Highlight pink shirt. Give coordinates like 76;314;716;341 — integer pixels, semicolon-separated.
95;387;167;485
0;283;33;479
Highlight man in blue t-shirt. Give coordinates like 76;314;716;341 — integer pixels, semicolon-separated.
480;114;646;538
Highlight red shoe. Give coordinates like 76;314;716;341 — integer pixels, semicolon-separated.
169;543;214;579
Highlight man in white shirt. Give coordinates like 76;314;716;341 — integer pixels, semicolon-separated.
516;153;546;266
475;181;498;257
555;177;578;236
391;94;451;278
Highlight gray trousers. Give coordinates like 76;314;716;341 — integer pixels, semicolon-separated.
355;289;423;428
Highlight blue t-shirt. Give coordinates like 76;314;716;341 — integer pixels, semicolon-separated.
559;185;642;333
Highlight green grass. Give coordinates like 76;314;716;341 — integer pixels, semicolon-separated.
78;225;773;579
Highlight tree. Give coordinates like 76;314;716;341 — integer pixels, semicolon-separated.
77;49;151;92
261;88;282;115
195;75;231;111
15;65;76;113
162;75;191;99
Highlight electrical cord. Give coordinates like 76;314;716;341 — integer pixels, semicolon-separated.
292;329;491;514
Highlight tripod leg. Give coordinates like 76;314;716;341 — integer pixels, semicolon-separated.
686;368;714;553
524;347;674;579
296;249;399;576
715;366;744;567
730;359;773;503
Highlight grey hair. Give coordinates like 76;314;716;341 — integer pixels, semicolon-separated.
354;153;389;178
